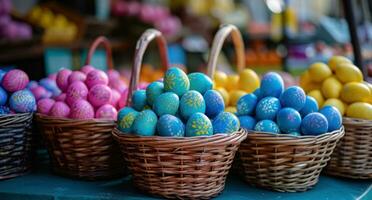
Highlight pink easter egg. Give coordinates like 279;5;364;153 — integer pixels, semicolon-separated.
118;89;128;109
54;93;66;102
80;65;96;75
49;101;70;118
139;82;149;90
68;71;87;84
109;79;127;93
2;69;29;92
95;104;118;120
37;98;55;115
88;84;112;107
70;99;94;119
66;81;88;106
108;69;120;81
56;69;72;92
48;73;57;80
31;86;48;101
110;89;121;107
85;70;109;88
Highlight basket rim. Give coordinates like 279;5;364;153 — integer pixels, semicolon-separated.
0;112;33;119
342;117;372;125
35;113;115;123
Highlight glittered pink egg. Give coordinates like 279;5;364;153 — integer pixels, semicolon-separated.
68;71;87;84
56;69;72;92
110;89;121;107
66;81;88;106
80;65;96;74
37;98;55;115
88;84;112;107
95;104;117;120
49;101;70;118
54;93;66;101
2;69;29;92
31;86;48;101
109;79;127;93
48;73;57;80
108;69;120;81
118;89;128;109
70;99;94;119
85;70;109;88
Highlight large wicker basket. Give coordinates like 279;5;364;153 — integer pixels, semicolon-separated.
325;117;372;179
0;113;33;180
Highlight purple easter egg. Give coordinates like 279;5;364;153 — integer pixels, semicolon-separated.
54;93;66;102
110;89;121;108
37;98;55;115
85;70;109;89
31;86;48;101
80;65;95;75
68;71;87;84
27;80;39;90
88;84;112;107
66;81;89;106
95;104;117;120
70;99;94;119
49;101;70;117
56;69;72;92
2;69;29;92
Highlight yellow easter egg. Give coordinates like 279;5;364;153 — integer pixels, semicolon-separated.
299;71;311;88
225;106;237;113
215;87;230;106
346;102;372;120
322;98;346;116
225;75;240;91
214;71;228;87
321;76;342;98
335;63;363;83
340;82;371;103
229;90;246;106
308;90;325;107
238;69;260;93
363;82;372;103
308;62;332;82
328;56;352;71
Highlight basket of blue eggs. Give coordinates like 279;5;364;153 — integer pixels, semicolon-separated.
112;29;247;199
235;72;345;192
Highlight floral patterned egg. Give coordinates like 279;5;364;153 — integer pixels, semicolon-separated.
146;81;164;106
254;119;280;134
301;112;328;135
156;114;184;137
185;112;213;137
279;86;306;111
132;109;158;136
212;112;240;134
164;67;190;96
117;107;139;133
203;90;224;119
180;90;206;120
255;97;281;120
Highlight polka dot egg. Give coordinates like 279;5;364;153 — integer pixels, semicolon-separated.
255;97;281;120
212;112;239;134
164;67;190;96
279;86;306;110
157;114;185;137
301;112;328;136
254;120;280;134
276;107;302;133
237;93;257;116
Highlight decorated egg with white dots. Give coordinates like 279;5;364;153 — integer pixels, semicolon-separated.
255;97;281;120
260;72;284;98
319;106;342;132
164;67;190;96
237;93;257;116
156;114;184;137
276;107;302;133
301;112;328;136
254;120;280;134
203;90;224;119
279;86;306;110
299;96;319;117
185;112;213;137
212;112;240;134
180;90;206;119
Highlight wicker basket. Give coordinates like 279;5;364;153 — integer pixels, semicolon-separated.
325;117;372;179
238;127;345;192
0;113;33;180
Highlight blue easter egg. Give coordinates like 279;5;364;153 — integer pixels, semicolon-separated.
132;90;147;111
301;112;328;136
9;89;36;113
276;108;302;133
254;120;280;134
164;67;190;96
157;114;185;137
237;93;257;116
238;115;256;130
279;86;306;110
117;107;139;133
0;86;7;106
153;92;179;116
260;72;284;98
299;96;319;117
0;70;6;83
253;88;263;101
132;110;158;136
27;80;38;89
319;106;342;132
212;112;240;134
180;90;206;119
146;81;164;106
188;72;213;94
40;78;60;94
0;106;10;115
185;113;213;137
289;132;301;136
255;97;281;120
204;90;224;118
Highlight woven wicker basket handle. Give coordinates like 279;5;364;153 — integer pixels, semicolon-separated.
85;36;114;70
126;29;169;106
206;24;245;78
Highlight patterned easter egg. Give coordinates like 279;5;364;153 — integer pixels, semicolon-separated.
80;65;96;74
237;93;257;116
37;98;55;115
0;86;7;106
319;106;342;132
238;115;256;130
0;106;11;115
212;112;240;134
85;70;109;88
255;97;281;120
280;86;306;110
107;69;120;81
95;104;118;120
260;72;284;98
157;114;185;137
185;113;213;137
109;79;127;94
253;88;263;101
301;112;328;136
164;67;190;96
66;81;89;106
117;107;139;133
204;90;224;119
153;92;179;116
276;108;302;133
180;90;206;119
299;96;319;117
27;80;38;90
9;90;36;113
54;93;66;102
110;89;121;108
30;86;48;101
289;132;301;136
118;89;129;109
254;120;280;134
146;81;164;106
39;78;60;96
131;90;147;111
132;110;158;136
2;69;29;92
88;84;112;107
70;99;95;119
188;72;213;94
49;101;70;117
56;69;72;92
68;71;87;84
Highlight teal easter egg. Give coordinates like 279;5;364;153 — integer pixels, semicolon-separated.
260;72;284;98
255;97;281;120
289;132;301;136
153;92;179;116
188;72;213;94
237;93;257;115
254;120;280;134
132;90;147;111
185;113;213;137
299;96;319;117
253;88;263;101
279;86;306;110
276;107;302;133
319;106;342;132
238;115;256;130
9;89;36;113
212;112;240;134
146;81;164;106
164;67;190;96
132;110;158;136
204;90;224;118
301;112;328;136
117;107;139;133
157;114;184;137
180;90;206;119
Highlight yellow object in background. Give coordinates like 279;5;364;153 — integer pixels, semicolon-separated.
238;69;260;93
335;63;363;83
225;106;237;113
308;62;332;82
346;102;372;120
322;98;346;116
308;90;324;107
321;76;342;98
225;74;239;91
214;71;228;88
229;90;246;106
215;87;230;106
340;82;371;103
328;56;351;71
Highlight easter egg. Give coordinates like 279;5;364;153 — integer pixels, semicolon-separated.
80;65;96;74
320;106;342;132
255;97;281;120
110;79;127;94
308;62;332;82
27;80;38;90
117;107;139;133
212;112;240;134
215;87;230;105
37;98;55;115
254;120;280;134
146;81;164;106
237;93;257;115
340;82;371;103
70;99;95;119
107;69;120;81
49;101;70;117
2;69;29;92
185;113;213;137
0;86;7;106
203;90;224;118
225;75;239;91
238;69;260;93
9;90;36;113
54;93;66;102
85;70;109;88
299;96;319;117
188;72;213;94
153;92;179;116
0;70;6;83
88;84;112;107
279;86;306;110
95;104;118;120
238;115;256;130
30;86;48;101
328;56;351;71
229;90;246;106
346;102;372;120
164;67;190;96
322;98;345;116
157;114;185;137
225;106;237;114
276;108;302;133
132;110;158;136
299;71;320;92
308;90;324;107
111;89;121;108
180;90;206;119
0;106;11;115
214;71;227;87
131;90;147;111
39;78;60;95
335;63;363;83
66;81;89;106
68;71;87;84
118;89;129;109
253;88;263;101
321;76;342;98
301;112;328;135
289;132;301;136
56;69;72;92
260;72;284;98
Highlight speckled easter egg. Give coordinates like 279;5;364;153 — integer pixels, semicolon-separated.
146;81;164;106
95;104;118;120
299;96;319;117
54;93;66;102
301;112;328;136
276;108;302;133
260;72;284;98
0;86;7;106
185;113;213;137
9;90;36;113
253;88;263;101
132;110;158;136
164;67;190;96
69;99;95;119
0;106;11;115
109;79;127;94
68;71;87;84
237;94;257;116
37;98;55;115
212;112;240;134
49;101;70;117
66;81;89;106
27;80;38;90
188;72;213;94
2;69;29;92
107;69;120;81
280;86;306;110
238;115;256;130
30;86;48;101
131;90;147;111
80;65;95;74
319;106;342;132
153;92;179;116
254;120;280;134
255;97;281;120
39;78;60;96
85;70;109;88
157;114;185;137
110;89;121;108
88;84;112;107
203;90;224;118
117;107;139;133
56;69;72;92
180;90;206;119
